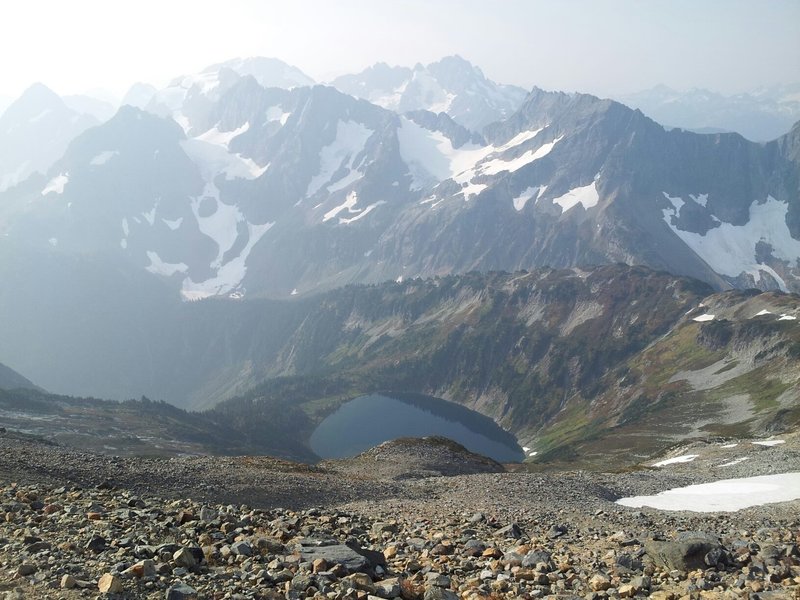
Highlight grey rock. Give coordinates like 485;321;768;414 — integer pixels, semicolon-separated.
165;582;198;600
230;540;252;556
645;532;723;572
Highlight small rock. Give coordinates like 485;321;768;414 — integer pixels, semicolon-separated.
589;573;611;591
172;547;196;569
98;573;123;594
60;574;76;589
15;563;37;577
165;582;198;600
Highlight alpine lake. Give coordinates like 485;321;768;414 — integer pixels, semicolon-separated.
310;393;524;462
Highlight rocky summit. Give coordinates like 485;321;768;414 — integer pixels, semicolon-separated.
0;433;798;599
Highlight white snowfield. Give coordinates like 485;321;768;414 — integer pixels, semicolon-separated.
662;194;800;291
551;178;600;214
90;150;119;166
397;120;563;201
651;454;699;467
306;120;373;198
41;173;69;195
692;313;715;322
616;472;800;512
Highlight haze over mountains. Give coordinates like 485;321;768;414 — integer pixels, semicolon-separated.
0;54;798;463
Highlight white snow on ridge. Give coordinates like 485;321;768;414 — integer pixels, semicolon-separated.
652;454;699;467
663;196;800;292
397;118;493;189
339;201;386;224
753;440;785;447
142;204;157;226
181;138;268;181
551;179;600;214
90;151;119;166
513;185;547;212
693;314;715;322
265;106;291;125
479;136;563;177
323;191;359;222
779;314;797;321
306;120;373;197
197;122;250;149
753;309;773;317
498;128;545;151
616;472;800;512
162;217;183;231
41;173;69;195
397;119;552;192
662;192;684;212
145;251;188;277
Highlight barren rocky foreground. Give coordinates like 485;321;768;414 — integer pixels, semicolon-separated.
0;432;798;599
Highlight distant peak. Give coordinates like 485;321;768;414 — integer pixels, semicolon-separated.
19;82;62;103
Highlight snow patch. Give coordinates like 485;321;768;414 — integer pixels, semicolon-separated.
693;314;715;322
652;454;699;467
718;457;749;467
753;309;773;317
778;314;797;321
323;191;359;222
181;220;274;301
397;118;494;189
266;106;291;125
663;196;800;292
162;217;183;231
512;185;547;212
662;192;685;212
196;122;250;149
48;237;58;247
616;472;800;512
142;204;157;226
121;218;129;237
90;151;119;166
720;443;738;449
145;251;188;277
41;173;69;195
339;201;385;224
181;138;268;181
551;179;600;213
322;191;385;224
752;440;785;447
306;120;373;197
478;136;562;176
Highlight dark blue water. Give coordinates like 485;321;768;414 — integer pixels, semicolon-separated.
309;393;524;462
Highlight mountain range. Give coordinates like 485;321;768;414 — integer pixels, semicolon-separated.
618;83;800;142
0;55;797;455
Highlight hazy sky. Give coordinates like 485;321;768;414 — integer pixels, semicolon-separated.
1;0;798;101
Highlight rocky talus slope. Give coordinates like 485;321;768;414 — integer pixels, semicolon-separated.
0;433;799;599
